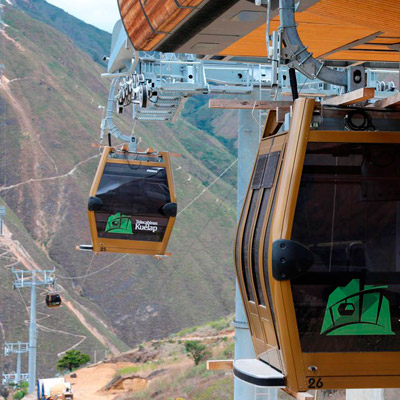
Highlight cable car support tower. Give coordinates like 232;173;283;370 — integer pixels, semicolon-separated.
12;268;57;394
2;341;29;386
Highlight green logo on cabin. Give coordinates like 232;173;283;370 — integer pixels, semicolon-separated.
321;279;394;336
105;212;133;234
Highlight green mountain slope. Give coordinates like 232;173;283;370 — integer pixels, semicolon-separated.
14;0;111;66
182;96;238;156
0;2;238;356
0;198;129;380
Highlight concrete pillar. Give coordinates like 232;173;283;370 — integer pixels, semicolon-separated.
346;389;384;400
16;342;21;384
28;273;37;393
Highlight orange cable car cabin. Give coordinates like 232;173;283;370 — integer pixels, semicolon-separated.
235;98;400;393
87;146;177;255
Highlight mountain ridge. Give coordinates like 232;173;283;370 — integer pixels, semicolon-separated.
0;1;238;374
12;0;111;66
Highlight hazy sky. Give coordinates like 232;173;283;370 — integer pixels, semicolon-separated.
46;0;121;33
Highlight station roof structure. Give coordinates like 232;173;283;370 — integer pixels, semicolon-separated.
118;0;400;66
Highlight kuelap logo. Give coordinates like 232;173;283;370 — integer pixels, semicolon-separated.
320;279;394;336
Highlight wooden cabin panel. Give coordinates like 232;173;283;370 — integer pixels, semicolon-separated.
302;353;400;378
246;139;286;369
268;99;315;393
250;312;265;342
235;138;284;360
253;337;267;356
261;317;278;347
259;140;272;153
304;375;400;391
270;133;287;149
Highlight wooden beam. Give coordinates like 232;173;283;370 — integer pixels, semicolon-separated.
209;99;293;110
323;87;375;106
206;360;233;371
368;92;400;109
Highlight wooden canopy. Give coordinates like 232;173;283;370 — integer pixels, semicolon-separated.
118;0;400;64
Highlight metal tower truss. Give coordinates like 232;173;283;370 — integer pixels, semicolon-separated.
4;342;29;357
2;373;29;386
12;268;56;289
3;341;29;386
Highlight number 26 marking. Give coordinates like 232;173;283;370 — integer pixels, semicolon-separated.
308;377;323;388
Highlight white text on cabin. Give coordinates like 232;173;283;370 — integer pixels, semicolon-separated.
135;220;158;233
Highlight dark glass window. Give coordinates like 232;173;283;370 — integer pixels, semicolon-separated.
252;151;280;305
263;172;281;323
262;151;280;189
242;191;261;301
95;162;171;242
291;142;400;352
252;189;269;305
252;155;268;189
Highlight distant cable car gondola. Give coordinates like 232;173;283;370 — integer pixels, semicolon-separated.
46;292;62;308
86;146;177;255
235;98;400;394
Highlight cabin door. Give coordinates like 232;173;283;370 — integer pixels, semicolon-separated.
236;134;285;370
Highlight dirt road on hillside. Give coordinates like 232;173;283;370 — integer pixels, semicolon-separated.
65;362;135;400
0;223;120;355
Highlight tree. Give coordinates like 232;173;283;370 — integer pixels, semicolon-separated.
0;384;9;399
11;382;27;400
57;349;91;371
184;341;210;365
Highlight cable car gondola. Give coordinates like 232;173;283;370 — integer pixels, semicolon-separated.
87;146;177;255
46;292;62;308
235;98;400;394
